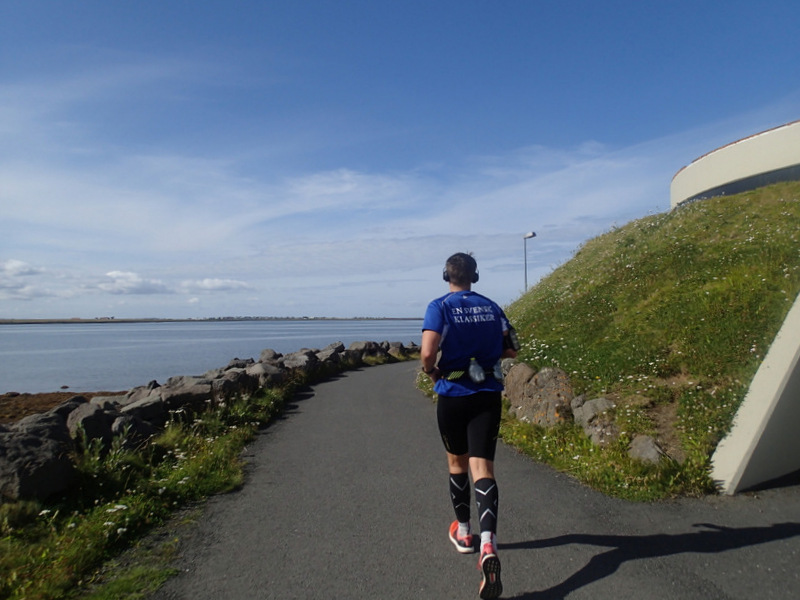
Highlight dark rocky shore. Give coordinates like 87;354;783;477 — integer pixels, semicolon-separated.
0;391;127;425
1;340;418;501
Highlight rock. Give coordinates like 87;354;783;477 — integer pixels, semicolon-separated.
571;396;620;447
504;363;536;407
500;357;516;376
281;349;320;372
159;380;213;413
323;341;346;353
90;395;122;411
508;366;573;427
0;430;76;501
246;362;286;387
67;402;118;446
165;375;209;388
628;434;665;464
587;421;620;447
203;367;225;379
573;397;615;428
212;369;259;401
339;348;363;365
14;411;72;444
259;348;283;363
348;341;384;361
316;343;344;364
50;396;90;420
121;381;161;407
225;357;255;370
111;415;157;448
387;341;408;361
121;393;167;426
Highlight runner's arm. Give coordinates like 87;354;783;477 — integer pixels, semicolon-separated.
421;329;442;380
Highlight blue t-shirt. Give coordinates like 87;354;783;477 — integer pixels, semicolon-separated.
422;290;510;397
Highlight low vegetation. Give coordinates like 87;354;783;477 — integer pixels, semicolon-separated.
501;182;800;499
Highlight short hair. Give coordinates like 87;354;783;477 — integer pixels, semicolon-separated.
444;252;478;286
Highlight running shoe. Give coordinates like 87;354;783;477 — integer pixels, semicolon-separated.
478;542;503;599
448;520;475;554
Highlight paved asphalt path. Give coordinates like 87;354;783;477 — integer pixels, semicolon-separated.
151;362;800;600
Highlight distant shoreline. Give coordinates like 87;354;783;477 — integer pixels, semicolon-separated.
0;317;422;325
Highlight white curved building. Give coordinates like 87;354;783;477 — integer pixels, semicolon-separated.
670;120;800;208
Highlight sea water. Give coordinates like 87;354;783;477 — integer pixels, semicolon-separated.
0;320;422;394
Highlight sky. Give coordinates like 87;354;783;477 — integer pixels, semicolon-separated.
1;0;798;319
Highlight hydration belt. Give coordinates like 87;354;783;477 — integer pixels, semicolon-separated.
440;368;497;382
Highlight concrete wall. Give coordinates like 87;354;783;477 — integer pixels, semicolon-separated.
670;120;800;208
711;291;800;494
671;120;800;493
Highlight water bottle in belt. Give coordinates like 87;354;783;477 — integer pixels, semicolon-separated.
468;357;485;383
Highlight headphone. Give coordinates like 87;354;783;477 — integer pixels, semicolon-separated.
442;268;479;284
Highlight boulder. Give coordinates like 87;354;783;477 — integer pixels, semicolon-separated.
246;362;286;387
120;380;161;407
508;366;573;427
121;393;167;426
349;341;384;361
67;402;118;446
504;363;536;407
0;430;76;501
339;348;363;365
111;415;157;448
165;375;210;388
573;396;615;427
225;357;255;370
316;343;344;364
386;341;408;361
14;411;72;445
203;367;225;379
629;434;665;465
259;348;283;363
159;380;213;413
281;349;320;372
212;368;260;400
572;396;619;446
49;396;90;420
90;395;122;411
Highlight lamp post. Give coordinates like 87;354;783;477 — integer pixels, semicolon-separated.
523;231;536;291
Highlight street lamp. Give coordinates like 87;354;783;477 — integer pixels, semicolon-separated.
523;231;536;291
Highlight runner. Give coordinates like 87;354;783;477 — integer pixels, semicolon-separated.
420;252;518;599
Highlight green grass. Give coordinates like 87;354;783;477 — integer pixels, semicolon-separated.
0;388;287;600
501;181;800;499
0;352;417;599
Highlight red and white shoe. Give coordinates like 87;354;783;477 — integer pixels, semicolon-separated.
478;542;503;599
448;520;475;554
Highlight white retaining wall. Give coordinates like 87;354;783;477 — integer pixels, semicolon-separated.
672;120;800;493
711;291;800;493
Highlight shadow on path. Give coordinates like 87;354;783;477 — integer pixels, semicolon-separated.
500;521;800;599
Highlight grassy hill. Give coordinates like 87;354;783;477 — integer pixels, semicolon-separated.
502;181;800;499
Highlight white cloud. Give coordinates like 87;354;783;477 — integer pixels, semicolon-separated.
180;279;252;293
0;259;52;301
1;259;43;277
98;271;171;295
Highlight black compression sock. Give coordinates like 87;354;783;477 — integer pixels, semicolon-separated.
474;477;499;535
449;472;471;523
